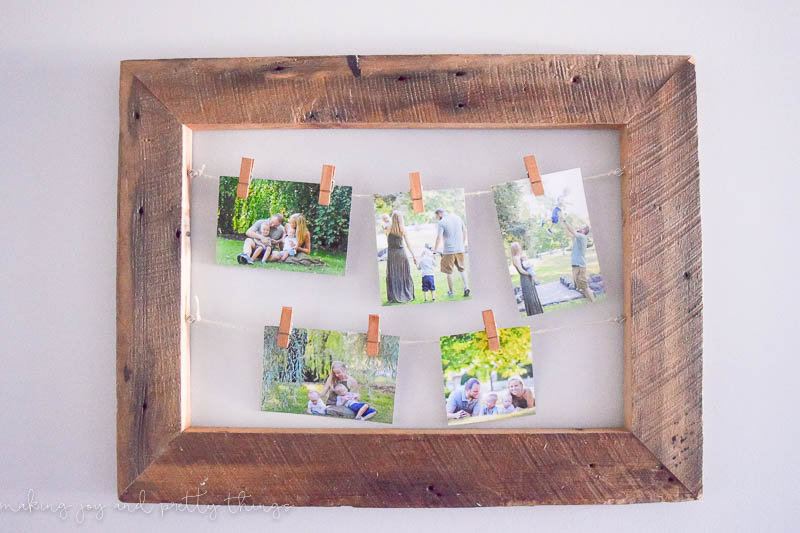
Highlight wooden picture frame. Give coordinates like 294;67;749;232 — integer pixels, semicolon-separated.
117;54;702;506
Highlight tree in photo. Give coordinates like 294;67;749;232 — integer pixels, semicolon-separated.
441;327;532;392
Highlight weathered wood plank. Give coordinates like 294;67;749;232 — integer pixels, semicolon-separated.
117;72;187;495
120;429;694;506
123;55;689;129
621;59;703;497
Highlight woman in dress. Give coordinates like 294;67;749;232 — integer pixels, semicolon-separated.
319;361;359;418
510;242;543;315
271;213;324;266
385;212;416;303
507;375;535;409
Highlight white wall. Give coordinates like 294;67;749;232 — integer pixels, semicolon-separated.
1;1;798;531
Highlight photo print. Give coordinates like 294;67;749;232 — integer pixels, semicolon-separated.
216;177;352;276
373;187;471;306
492;168;605;316
441;326;535;426
261;326;399;424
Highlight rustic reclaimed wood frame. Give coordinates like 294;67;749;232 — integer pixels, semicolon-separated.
117;54;702;506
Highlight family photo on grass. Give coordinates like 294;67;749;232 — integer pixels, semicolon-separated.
261;326;398;424
441;326;535;426
217;177;352;276
373;188;471;306
492;168;605;316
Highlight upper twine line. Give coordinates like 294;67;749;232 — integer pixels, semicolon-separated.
187;165;624;198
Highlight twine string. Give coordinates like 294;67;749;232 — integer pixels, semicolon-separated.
186;309;624;344
187;166;624;198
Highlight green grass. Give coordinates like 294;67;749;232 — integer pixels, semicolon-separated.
261;381;396;424
217;237;347;276
378;258;471;306
448;407;536;426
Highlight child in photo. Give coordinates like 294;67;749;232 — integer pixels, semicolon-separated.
542;187;571;234
334;384;377;421
306;389;327;415
255;220;275;263
276;222;298;261
417;246;437;302
496;393;515;414
478;393;499;416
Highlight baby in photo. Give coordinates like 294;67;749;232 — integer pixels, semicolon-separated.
477;393;499;416
334;384;377;421
496;393;515;414
277;222;298;261
306;389;327;415
511;242;539;284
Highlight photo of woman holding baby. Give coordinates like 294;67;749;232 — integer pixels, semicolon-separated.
510;242;543;315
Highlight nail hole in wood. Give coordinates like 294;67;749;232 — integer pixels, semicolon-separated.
397;76;407;81
133;110;140;120
176;229;181;239
427;485;434;492
456;103;465;108
572;75;582;84
273;66;284;71
142;401;148;411
588;463;596;468
455;71;465;77
684;271;691;280
667;477;675;483
138;205;144;215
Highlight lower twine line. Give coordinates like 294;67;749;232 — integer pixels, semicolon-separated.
186;313;625;343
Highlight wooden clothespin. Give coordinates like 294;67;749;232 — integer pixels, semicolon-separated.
277;306;293;348
523;155;544;196
237;157;255;199
318;164;336;205
366;314;380;356
409;172;424;213
482;309;500;351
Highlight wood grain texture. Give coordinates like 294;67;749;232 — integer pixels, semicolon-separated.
117;54;703;507
120;428;694;506
122;55;689;129
117;72;188;495
621;59;703;497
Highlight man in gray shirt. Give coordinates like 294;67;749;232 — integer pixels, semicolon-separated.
237;214;285;264
561;217;596;302
446;378;481;420
433;208;471;298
